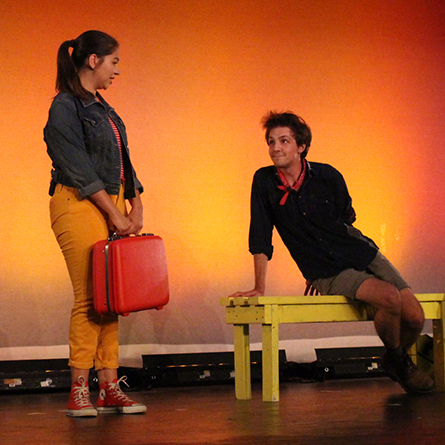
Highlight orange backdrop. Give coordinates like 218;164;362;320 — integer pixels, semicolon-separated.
1;0;444;357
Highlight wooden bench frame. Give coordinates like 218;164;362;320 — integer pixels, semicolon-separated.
220;293;445;401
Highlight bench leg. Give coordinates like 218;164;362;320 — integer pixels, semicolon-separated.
233;324;251;400
262;319;280;402
433;316;445;392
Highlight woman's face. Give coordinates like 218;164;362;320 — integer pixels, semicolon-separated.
93;47;120;91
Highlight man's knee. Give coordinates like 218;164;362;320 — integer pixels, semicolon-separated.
377;286;403;315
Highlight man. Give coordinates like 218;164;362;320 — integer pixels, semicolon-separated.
231;111;434;394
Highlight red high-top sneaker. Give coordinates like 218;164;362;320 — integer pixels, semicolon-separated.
66;376;98;417
97;376;147;414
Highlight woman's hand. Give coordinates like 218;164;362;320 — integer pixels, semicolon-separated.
89;189;138;236
108;211;134;236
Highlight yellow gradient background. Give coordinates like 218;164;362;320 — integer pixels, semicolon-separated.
1;0;444;354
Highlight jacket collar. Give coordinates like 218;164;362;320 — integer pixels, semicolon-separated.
79;92;110;109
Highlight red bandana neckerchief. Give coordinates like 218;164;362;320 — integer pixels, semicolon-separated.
277;159;307;205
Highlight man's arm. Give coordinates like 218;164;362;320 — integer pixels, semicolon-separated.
229;253;268;297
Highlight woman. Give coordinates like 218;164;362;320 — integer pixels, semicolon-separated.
44;30;146;417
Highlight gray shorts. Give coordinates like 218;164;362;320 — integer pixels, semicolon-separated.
311;251;410;300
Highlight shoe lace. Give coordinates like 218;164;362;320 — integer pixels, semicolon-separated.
111;376;134;403
73;378;92;407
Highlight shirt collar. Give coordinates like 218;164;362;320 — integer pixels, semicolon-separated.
273;159;313;180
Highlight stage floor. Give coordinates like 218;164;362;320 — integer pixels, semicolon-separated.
1;377;445;445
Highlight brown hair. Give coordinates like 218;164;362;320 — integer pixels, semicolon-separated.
261;111;312;159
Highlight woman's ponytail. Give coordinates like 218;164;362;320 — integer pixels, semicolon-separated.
55;40;85;98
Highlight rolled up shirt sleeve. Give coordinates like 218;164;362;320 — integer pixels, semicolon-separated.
248;170;274;260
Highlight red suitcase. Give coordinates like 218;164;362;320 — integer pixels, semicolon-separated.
92;234;169;316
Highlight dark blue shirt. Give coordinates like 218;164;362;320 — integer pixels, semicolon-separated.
44;92;143;199
249;162;378;281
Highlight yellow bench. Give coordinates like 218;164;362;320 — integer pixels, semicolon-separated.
220;293;445;401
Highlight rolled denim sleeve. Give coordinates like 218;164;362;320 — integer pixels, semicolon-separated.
44;97;105;198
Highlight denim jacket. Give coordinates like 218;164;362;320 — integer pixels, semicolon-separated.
44;91;143;199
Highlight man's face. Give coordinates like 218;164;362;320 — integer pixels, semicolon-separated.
268;127;305;170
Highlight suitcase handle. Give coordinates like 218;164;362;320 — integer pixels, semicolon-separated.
108;232;154;241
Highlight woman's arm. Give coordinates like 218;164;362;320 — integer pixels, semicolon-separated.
45;97;106;198
89;190;136;235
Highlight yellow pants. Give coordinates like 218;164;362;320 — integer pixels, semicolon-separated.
50;184;126;370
